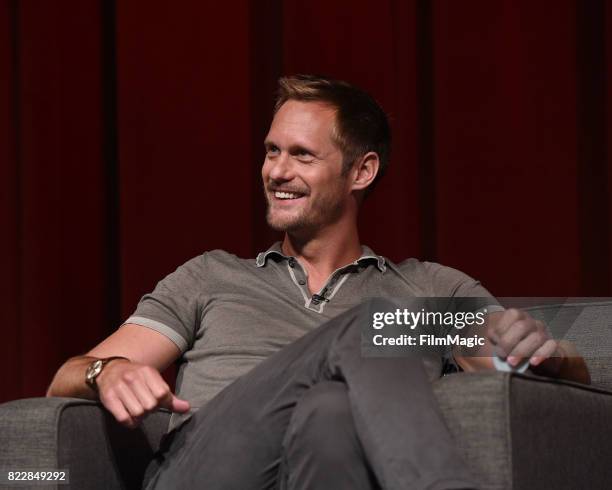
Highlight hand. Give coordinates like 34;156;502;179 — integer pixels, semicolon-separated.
486;308;563;375
96;360;190;428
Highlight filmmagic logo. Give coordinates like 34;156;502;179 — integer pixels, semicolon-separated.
371;308;487;330
371;333;486;348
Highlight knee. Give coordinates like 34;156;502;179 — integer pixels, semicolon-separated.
284;381;359;463
293;381;351;427
285;382;356;458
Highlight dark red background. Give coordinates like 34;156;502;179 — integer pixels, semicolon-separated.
1;0;610;402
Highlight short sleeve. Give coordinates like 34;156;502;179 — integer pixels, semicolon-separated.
423;262;504;373
422;261;503;309
122;254;208;353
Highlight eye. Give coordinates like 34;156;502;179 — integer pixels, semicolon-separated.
265;145;280;157
293;148;315;162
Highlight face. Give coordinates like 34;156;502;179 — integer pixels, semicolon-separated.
262;100;352;234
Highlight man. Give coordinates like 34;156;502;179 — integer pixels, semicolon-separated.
47;75;589;489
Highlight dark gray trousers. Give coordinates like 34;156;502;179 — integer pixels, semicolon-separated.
145;299;478;490
278;380;380;489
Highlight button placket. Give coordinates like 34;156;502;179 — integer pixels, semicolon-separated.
295;271;308;290
309;270;345;312
286;258;312;305
286;259;357;313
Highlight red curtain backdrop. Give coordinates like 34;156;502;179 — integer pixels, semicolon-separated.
1;0;610;402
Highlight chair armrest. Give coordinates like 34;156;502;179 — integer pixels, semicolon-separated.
509;374;612;489
0;397;170;489
433;372;515;489
433;372;612;490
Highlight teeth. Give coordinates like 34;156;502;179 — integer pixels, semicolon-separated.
275;191;302;200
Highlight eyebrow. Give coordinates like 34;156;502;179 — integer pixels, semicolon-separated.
263;140;320;158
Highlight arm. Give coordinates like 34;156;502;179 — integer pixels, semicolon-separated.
47;323;190;428
455;310;591;385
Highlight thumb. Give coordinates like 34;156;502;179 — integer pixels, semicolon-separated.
159;392;191;413
170;394;191;413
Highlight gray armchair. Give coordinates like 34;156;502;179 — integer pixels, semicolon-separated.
0;397;169;489
2;301;612;489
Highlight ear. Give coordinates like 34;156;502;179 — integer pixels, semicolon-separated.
350;152;380;192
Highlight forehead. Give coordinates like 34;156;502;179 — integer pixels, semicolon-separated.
266;100;338;146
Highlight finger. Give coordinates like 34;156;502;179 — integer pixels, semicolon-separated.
169;394;190;413
142;367;172;402
495;320;532;359
488;309;525;344
123;367;159;412
507;330;548;365
130;377;158;413
101;392;136;428
529;339;558;366
158;391;191;413
140;367;190;413
115;382;145;419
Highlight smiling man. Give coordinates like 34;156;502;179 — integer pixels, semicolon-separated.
47;75;589;490
262;95;378;295
264;98;368;237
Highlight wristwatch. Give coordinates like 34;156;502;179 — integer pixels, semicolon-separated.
85;356;129;391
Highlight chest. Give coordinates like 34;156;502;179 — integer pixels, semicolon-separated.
193;264;422;354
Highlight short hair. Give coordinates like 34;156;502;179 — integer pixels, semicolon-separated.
274;74;391;192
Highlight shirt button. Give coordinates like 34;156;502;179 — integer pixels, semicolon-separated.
298;279;306;285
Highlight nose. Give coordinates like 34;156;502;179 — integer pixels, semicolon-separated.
266;152;295;182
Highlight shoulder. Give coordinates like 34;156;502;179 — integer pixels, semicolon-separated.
184;249;256;276
390;257;471;280
158;249;255;286
387;257;482;296
202;249;254;267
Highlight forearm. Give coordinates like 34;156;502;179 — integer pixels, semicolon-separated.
46;355;98;399
44;326;188;427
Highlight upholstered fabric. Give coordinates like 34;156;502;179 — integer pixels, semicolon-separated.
2;373;612;489
509;374;612;490
0;397;168;489
433;372;612;490
433;372;514;489
524;300;612;391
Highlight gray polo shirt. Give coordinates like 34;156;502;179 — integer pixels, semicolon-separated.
124;242;498;429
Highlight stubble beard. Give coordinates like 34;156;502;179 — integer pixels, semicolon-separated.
265;189;346;234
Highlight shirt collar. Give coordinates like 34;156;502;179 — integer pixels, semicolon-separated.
255;242;386;272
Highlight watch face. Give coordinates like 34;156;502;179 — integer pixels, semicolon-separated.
86;359;103;381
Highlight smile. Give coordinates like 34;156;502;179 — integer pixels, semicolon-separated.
274;191;305;200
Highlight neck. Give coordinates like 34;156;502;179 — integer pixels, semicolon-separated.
281;218;362;281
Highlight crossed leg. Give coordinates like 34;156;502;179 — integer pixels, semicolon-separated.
278;381;380;490
145;298;478;490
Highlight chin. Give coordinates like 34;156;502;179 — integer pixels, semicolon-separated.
266;210;309;233
266;217;300;233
